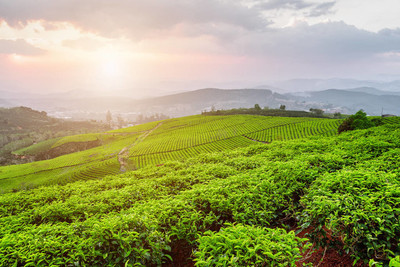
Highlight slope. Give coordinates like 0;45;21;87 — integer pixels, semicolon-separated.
0;115;341;193
0;124;399;266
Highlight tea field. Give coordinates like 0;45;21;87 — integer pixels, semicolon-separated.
0;121;400;265
0;115;341;193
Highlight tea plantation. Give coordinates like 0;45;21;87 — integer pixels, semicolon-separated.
0;115;340;193
1;115;399;266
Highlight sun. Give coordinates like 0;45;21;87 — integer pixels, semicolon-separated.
101;60;120;77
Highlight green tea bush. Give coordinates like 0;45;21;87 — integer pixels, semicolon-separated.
301;169;400;262
194;223;309;266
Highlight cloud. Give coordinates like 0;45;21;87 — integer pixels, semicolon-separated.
308;1;336;17
0;0;269;39
62;37;105;51
256;0;336;15
0;39;45;55
257;0;314;10
221;20;400;77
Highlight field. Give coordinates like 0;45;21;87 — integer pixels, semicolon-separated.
0;119;399;266
0;115;341;193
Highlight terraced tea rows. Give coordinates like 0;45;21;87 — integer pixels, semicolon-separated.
1;124;400;266
1;115;341;192
245;119;341;142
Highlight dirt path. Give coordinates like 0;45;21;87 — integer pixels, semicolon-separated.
118;122;162;172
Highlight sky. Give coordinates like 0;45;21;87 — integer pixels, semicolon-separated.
0;0;400;97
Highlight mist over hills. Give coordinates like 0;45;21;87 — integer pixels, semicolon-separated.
264;78;400;93
1;79;400;119
290;88;400;115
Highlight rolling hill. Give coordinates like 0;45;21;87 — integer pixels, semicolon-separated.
0;106;109;165
0;114;341;193
290;88;400;115
0;115;399;266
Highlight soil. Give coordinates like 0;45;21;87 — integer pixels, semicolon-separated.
295;227;368;267
162;226;369;266
162;239;195;267
118;122;162;172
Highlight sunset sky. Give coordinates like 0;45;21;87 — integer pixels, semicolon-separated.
1;0;400;97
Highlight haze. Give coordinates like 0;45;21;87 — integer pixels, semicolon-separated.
1;0;400;98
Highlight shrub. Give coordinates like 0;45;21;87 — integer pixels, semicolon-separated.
194;223;309;266
338;110;374;133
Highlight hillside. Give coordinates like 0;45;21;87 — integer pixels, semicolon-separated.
0;88;288;119
3;86;400;121
0;114;341;193
0;107;109;165
0;120;400;266
291;88;400;115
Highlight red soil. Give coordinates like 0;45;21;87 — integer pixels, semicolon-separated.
162;226;368;266
296;227;367;267
163;239;195;267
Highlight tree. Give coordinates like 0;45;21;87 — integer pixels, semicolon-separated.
106;110;112;125
338;110;374;134
333;112;341;119
254;104;261;111
309;108;324;115
117;115;125;127
279;105;286;110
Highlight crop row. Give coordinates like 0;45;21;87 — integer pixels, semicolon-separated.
129;136;255;169
245;119;341;142
0;115;340;193
1;124;400;265
128;115;318;156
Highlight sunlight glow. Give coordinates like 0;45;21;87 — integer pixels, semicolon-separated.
101;60;120;77
98;48;125;79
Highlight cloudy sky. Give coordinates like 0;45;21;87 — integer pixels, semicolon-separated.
0;0;400;97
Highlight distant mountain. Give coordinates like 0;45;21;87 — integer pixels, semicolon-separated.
133;88;286;116
345;87;400;96
0;88;290;119
291;88;400;115
266;78;400;93
2;84;400;119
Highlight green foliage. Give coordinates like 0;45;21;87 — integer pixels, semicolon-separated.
338;110;375;133
14;137;61;156
301;169;400;260
309;108;324;115
390;256;400;267
1;116;400;265
0;115;341;192
203;106;327;118
194;224;310;266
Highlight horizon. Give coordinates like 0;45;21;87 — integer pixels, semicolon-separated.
1;0;400;98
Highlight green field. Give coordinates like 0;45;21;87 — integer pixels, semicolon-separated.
0;115;341;193
0;119;399;266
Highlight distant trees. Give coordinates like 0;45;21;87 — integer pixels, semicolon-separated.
117;115;125;128
136;113;169;124
202;106;327;118
106;111;112;125
333;112;342;119
309;108;324;116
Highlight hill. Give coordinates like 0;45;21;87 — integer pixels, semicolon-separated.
0;106;109;165
0;88;291;119
0;120;400;265
290;88;400;115
0;114;341;193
